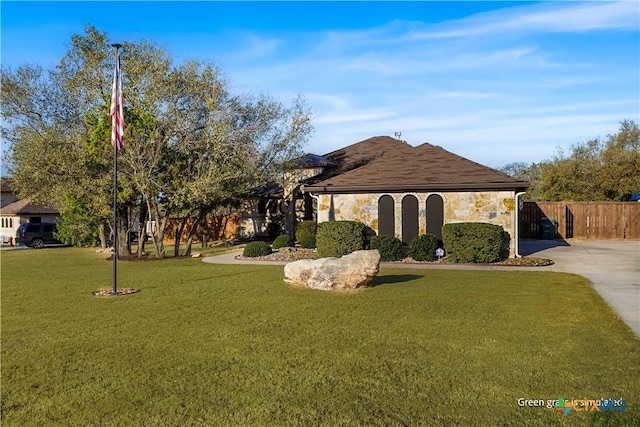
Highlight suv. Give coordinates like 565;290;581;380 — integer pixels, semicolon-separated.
15;222;63;248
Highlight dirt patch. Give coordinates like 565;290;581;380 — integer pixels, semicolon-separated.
92;288;139;297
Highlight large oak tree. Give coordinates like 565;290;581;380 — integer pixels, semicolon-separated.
1;25;313;256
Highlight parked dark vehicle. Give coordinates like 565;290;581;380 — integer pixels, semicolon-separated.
15;222;63;248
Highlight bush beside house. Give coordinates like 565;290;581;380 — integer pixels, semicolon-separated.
409;234;439;262
272;234;294;249
243;241;272;258
295;220;317;249
370;235;403;261
442;222;504;263
316;221;365;258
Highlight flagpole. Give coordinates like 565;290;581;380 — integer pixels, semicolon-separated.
111;43;122;295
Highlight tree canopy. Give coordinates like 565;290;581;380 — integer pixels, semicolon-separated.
1;25;313;256
500;120;640;202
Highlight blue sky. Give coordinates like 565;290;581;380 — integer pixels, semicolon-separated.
1;1;638;168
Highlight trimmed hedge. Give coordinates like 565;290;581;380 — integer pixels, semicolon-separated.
242;241;272;258
316;221;365;258
441;222;505;263
409;234;438;262
370;235;403;261
272;234;294;249
295;220;317;249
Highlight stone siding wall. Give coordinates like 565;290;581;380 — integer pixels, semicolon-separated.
315;191;517;257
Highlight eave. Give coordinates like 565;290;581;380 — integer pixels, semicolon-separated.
302;181;529;194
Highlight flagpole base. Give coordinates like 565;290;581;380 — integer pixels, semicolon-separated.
92;288;139;297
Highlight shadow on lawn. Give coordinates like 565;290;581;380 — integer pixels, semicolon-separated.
370;274;424;287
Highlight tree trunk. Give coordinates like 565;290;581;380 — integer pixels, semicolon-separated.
116;205;131;258
99;222;108;249
145;196;166;258
185;207;212;256
137;202;148;257
174;215;190;257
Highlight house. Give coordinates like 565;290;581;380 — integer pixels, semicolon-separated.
237;154;336;239
295;136;529;257
0;178;60;245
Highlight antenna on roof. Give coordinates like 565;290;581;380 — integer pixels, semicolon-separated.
394;131;402;140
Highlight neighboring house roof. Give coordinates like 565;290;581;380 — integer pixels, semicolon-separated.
293;153;337;168
249;183;284;199
0;177;14;193
0;198;59;215
303;136;529;193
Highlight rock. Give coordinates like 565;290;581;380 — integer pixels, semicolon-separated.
191;252;201;258
284;250;381;291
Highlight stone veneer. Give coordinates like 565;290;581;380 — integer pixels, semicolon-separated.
315;191;517;257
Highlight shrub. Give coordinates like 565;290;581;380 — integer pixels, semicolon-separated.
295;220;317;249
298;234;316;249
316;221;365;258
242;241;272;258
272;234;294;249
442;222;505;263
370;235;403;261
409;234;438;262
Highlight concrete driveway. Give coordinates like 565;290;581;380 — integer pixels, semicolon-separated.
520;239;640;337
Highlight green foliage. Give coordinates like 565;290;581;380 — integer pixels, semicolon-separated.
409;234;438;262
498;162;542;201
316;220;365;258
298;234;316;249
295;220;317;248
442;223;505;263
538;119;640;201
55;193;101;247
272;234;293;249
499;119;640;202
370;235;403;261
242;241;272;258
2;25;314;259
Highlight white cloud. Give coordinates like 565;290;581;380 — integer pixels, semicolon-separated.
407;1;639;40
228;34;282;61
432;91;503;99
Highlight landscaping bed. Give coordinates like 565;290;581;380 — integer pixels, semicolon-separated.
238;247;554;266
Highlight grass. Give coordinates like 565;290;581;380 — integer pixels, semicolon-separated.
2;247;639;426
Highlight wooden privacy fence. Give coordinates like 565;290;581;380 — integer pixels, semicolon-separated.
520;202;640;240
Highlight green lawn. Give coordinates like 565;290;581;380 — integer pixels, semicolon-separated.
2;247;639;426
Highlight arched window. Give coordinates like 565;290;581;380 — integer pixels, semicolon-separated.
426;194;444;240
402;195;418;245
378;195;395;236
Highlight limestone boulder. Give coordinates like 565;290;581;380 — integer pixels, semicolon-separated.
284;249;381;291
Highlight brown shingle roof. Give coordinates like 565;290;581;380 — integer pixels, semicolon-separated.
303;136;528;193
0;199;59;215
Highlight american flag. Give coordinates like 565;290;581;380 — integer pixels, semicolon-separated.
109;48;124;151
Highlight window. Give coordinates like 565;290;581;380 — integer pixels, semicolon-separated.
401;195;418;245
378;195;395;236
426;194;444;240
